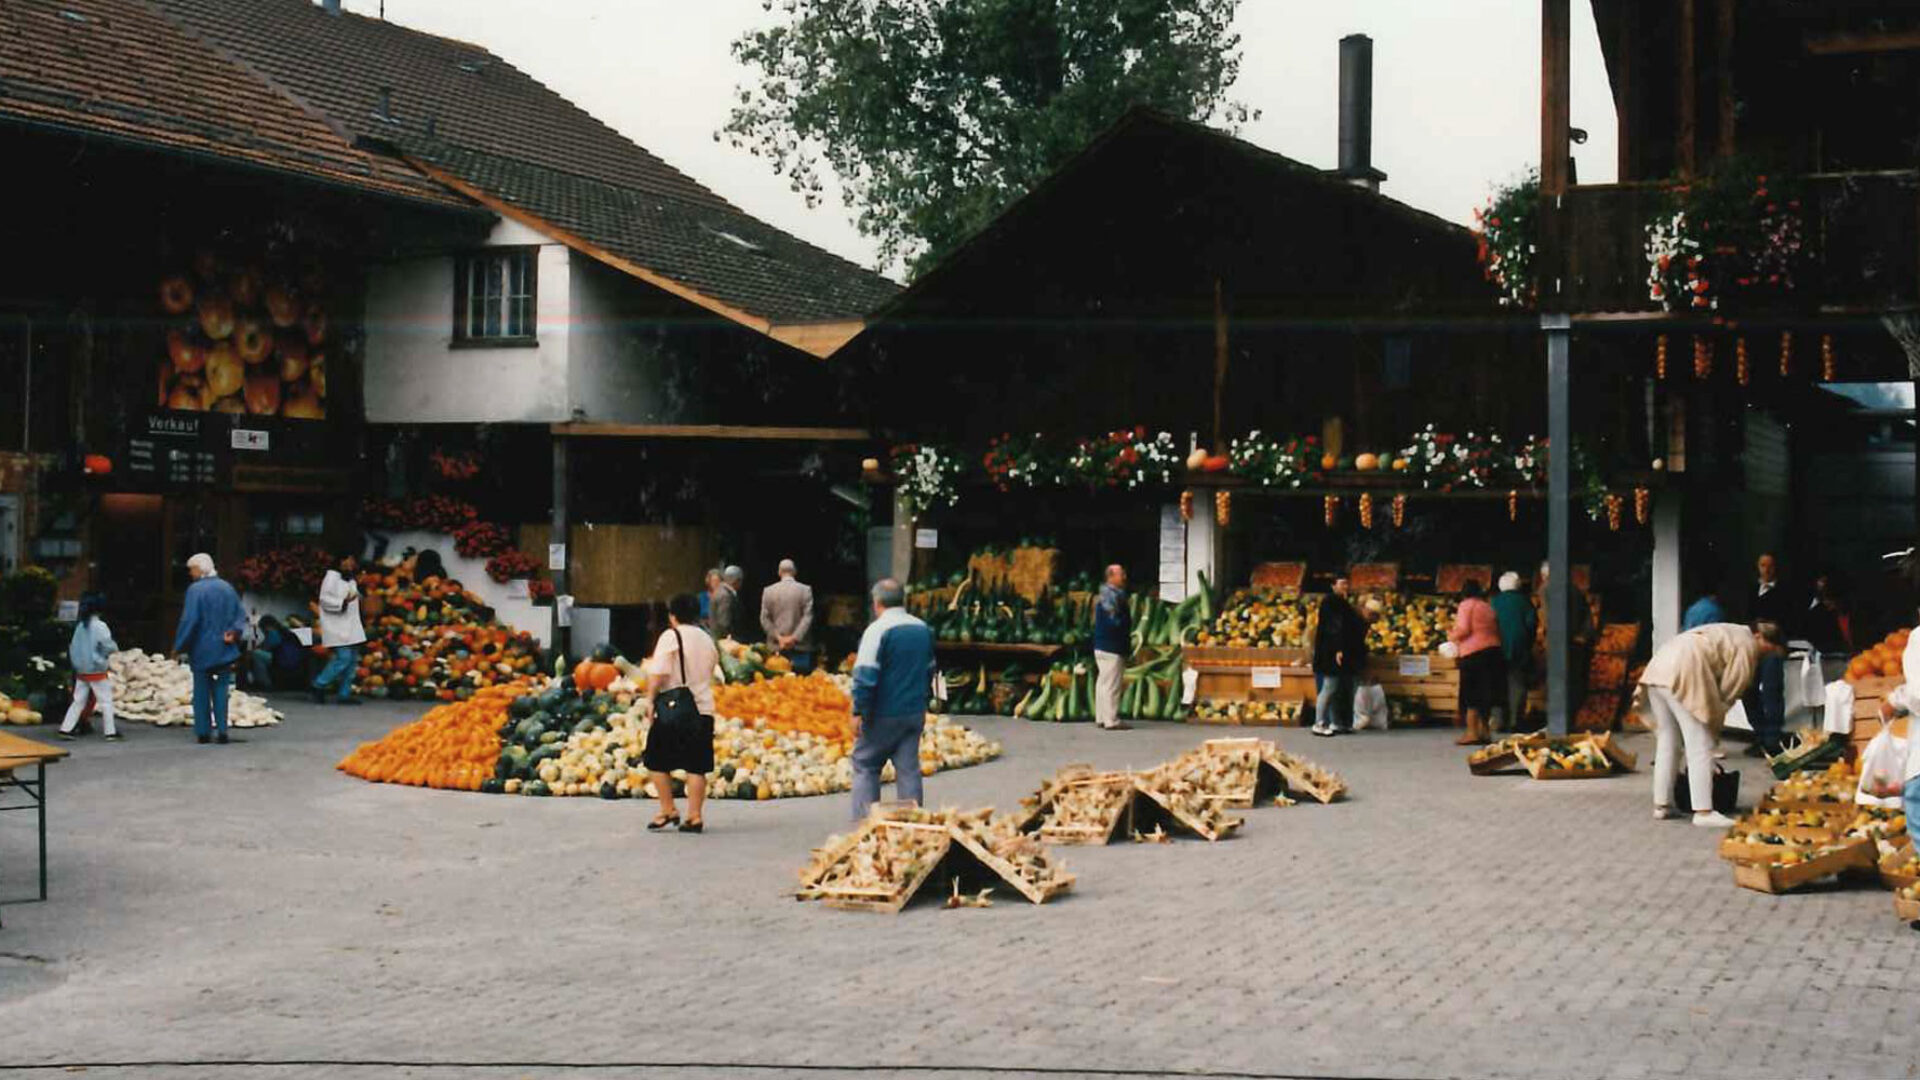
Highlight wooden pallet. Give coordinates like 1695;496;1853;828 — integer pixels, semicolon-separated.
1129;774;1243;842
1028;770;1139;846
1517;737;1616;780
1259;745;1348;804
945;821;1076;905
804;820;954;913
1468;733;1548;776
1731;838;1876;894
1589;731;1638;771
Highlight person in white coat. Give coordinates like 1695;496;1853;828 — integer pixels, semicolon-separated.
1639;620;1787;827
1874;619;1920;929
309;555;366;705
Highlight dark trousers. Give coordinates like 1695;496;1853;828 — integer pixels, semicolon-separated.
1743;652;1787;748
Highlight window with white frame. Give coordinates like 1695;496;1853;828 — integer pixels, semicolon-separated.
454;248;537;344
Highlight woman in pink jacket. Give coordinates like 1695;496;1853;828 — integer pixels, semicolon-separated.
1450;579;1504;745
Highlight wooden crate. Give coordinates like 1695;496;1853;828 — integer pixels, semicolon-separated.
1184;645;1311;667
944;821;1076;905
1188;664;1315;714
1367;654;1459;721
1129;776;1243;842
1731;838;1876;894
1260;745;1348;804
1349;563;1400;593
1467;733;1547;776
800;819;954;913
1718;832;1838;864
1248;562;1308;591
1880;849;1920;891
1435;564;1493;595
1895;894;1920;922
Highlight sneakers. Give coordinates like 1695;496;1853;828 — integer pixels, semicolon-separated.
334;697;363;707
1691;810;1738;828
216;733;229;745
1098;721;1131;731
56;731;77;742
1309;723;1331;737
197;735;211;745
103;733;123;742
1653;805;1682;821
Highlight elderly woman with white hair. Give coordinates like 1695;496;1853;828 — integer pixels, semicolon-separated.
172;553;249;744
1490;571;1539;733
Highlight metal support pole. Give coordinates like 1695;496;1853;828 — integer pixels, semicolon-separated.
550;437;570;662
1545;315;1572;736
37;763;47;901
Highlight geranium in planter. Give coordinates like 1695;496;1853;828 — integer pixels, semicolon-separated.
1645;161;1806;313
1475;169;1539;308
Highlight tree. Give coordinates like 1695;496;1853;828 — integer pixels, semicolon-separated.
723;0;1253;277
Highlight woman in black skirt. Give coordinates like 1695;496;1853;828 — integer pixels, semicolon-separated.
1449;579;1506;746
643;593;719;833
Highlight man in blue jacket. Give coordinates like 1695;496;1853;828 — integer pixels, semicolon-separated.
849;578;936;819
173;553;248;745
1092;564;1132;730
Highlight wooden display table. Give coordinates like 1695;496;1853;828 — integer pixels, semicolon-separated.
1366;653;1460;721
1184;645;1315;712
0;731;68;903
934;642;1065;660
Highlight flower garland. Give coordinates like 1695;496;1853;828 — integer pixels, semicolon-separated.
1063;427;1181;489
1398;426;1509;492
1226;431;1324;488
234;544;335;595
982;432;1062;491
889;444;964;518
1645;163;1806;313
1475;170;1539;308
361;495;480;534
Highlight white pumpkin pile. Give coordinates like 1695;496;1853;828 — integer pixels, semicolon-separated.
109;649;283;728
510;698;1002;801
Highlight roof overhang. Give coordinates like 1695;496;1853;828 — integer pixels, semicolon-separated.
404;152;864;360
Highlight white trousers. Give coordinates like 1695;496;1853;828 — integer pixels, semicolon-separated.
1094;650;1123;728
1647;686;1712;811
60;678;115;737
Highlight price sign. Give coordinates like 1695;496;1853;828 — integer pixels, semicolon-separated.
548;543;567;570
1250;666;1284;689
1398;655;1432;677
914;528;939;549
231;429;270;451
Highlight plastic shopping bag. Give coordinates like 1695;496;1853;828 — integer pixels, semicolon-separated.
1823;679;1855;736
1856;720;1908;802
1352;683;1389;731
1784;652;1825;717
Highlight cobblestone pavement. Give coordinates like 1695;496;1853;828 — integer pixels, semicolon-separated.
3;699;1917;1080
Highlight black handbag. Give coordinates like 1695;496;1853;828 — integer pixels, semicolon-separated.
1674;764;1740;814
653;627;702;731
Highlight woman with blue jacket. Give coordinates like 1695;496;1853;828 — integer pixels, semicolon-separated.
59;594;119;741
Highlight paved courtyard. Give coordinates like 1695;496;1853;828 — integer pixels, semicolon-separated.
2;699;1917;1080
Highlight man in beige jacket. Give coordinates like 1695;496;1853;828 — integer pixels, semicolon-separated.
761;559;815;672
1640;620;1787;826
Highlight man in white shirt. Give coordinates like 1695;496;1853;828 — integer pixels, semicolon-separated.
1875;618;1920;929
310;555;367;705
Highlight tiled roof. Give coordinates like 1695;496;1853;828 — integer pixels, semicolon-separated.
0;0;467;208
405;139;904;325
148;0;899;325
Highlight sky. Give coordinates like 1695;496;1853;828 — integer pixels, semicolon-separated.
342;0;1619;279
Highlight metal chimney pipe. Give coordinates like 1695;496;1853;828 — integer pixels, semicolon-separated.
1337;34;1385;191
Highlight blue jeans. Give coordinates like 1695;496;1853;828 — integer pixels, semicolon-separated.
851;713;923;820
312;644;360;701
1743;652;1787;748
1905;775;1920;853
192;666;232;738
1315;672;1355;731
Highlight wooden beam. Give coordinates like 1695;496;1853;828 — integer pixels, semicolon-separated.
1616;0;1637;180
1212;278;1228;452
1540;0;1573;197
550;423;871;441
768;320;866;359
1805;29;1920;56
1715;0;1736;160
1677;0;1697;179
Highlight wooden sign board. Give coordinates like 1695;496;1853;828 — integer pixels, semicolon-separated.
1348;563;1400;593
1436;564;1494;595
1249;562;1308;591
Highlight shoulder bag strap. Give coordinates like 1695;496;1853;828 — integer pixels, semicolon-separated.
671;626;689;685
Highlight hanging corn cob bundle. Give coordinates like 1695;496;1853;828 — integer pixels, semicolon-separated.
1605;493;1624;531
1358;492;1374;529
1692;335;1712;379
1779;330;1793;377
1655;333;1669;379
1391;493;1406;527
1214;490;1231;527
1736;336;1750;386
1323;495;1338;528
1634;487;1651;525
1821;333;1836;381
1507;489;1519;522
1179;489;1194;522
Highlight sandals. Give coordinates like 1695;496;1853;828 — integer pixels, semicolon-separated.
678;820;704;834
647;814;680;831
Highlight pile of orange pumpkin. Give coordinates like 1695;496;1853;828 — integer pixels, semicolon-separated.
1846;627;1912;684
337;682;529;790
713;672;859;745
351;565;544;701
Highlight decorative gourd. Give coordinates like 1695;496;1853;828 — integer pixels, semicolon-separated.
1185;447;1210;471
1354;452;1379;471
